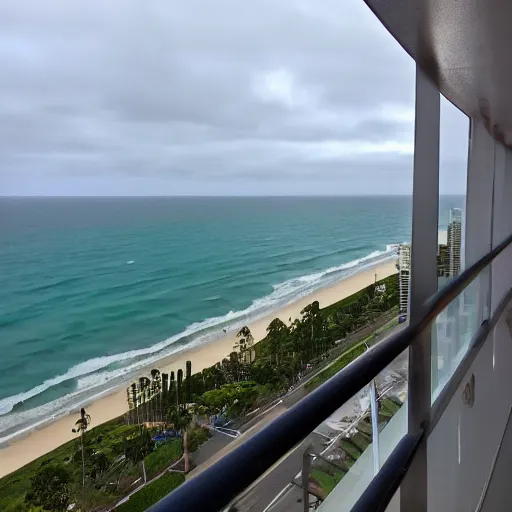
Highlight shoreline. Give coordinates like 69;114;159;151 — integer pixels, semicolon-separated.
0;258;397;479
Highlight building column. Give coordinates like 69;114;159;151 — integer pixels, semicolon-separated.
490;142;512;309
400;65;440;512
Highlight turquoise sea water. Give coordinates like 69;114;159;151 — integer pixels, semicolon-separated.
0;196;463;437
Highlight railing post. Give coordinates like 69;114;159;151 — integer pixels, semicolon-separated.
370;379;380;475
401;65;440;511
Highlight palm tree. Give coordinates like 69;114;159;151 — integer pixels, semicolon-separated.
177;369;184;409
266;318;289;365
150;369;161;422
145;385;152;423
131;383;140;428
185;361;192;404
72;408;91;489
170;371;175;408
139;377;150;423
161;373;169;421
167;406;193;473
126;387;132;424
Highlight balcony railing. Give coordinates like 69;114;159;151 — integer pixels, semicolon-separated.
148;231;512;512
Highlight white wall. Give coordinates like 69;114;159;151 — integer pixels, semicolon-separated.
427;129;512;511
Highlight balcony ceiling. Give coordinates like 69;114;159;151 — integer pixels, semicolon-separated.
364;0;512;145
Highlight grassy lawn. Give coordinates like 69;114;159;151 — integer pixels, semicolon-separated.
114;472;185;512
144;439;183;480
350;432;371;452
310;468;345;496
380;398;401;417
339;439;362;461
305;341;368;392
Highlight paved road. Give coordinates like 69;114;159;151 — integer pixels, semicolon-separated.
231;432;326;512
190;431;232;468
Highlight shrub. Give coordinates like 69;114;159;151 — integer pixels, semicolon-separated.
187;425;211;453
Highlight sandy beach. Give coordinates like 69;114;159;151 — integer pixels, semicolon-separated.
0;259;397;478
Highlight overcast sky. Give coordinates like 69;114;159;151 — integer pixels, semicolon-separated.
0;0;468;196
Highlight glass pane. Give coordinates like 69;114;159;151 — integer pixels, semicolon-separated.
305;351;408;512
432;95;471;401
306;385;376;511
437;94;468;286
376;349;408;465
432;278;480;400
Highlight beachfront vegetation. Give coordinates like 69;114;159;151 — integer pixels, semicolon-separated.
0;417;189;512
25;465;71;511
0;274;399;511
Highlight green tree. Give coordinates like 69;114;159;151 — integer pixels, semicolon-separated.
200;382;261;418
126;387;133;424
177;369;184;409
139;377;151;423
298;301;326;359
167;406;193;473
25;465;71;511
161;373;169;418
72;407;91;489
150;369;161;422
131;383;140;426
169;371;176;411
230;351;243;382
266;318;289;365
185;360;192;403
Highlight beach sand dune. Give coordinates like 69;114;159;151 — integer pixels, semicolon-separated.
0;260;397;478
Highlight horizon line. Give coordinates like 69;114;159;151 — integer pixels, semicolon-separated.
0;193;466;199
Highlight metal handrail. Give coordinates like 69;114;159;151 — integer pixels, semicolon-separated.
148;232;512;512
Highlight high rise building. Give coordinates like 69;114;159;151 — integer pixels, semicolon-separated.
437;243;449;278
397;243;411;315
447;208;462;277
397;224;458;319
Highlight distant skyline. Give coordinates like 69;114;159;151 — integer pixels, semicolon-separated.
1;0;468;196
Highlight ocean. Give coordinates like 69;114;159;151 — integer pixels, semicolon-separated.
0;196;464;439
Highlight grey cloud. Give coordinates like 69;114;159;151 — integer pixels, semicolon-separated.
0;0;466;195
